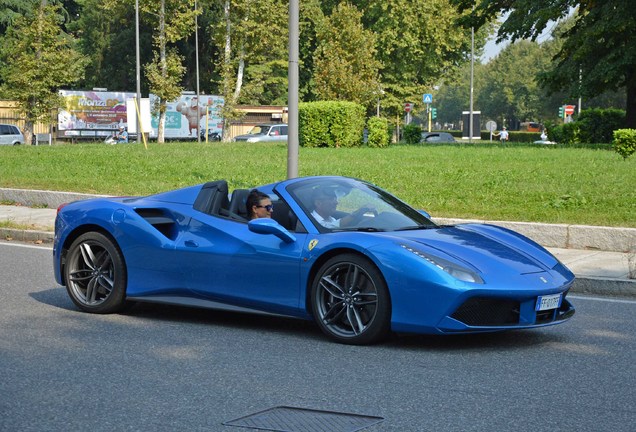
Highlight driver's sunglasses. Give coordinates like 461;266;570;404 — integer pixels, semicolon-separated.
256;204;274;212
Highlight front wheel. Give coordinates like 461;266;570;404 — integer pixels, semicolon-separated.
311;254;391;345
64;232;127;313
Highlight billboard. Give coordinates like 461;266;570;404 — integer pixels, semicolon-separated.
150;94;224;139
58;90;136;138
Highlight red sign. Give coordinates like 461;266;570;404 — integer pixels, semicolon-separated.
564;105;576;116
404;103;413;113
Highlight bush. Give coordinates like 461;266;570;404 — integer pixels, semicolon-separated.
298;101;366;148
577;108;626;143
366;117;390;148
402;124;422;144
613;129;636;160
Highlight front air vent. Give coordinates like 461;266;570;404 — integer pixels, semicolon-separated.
451;297;520;326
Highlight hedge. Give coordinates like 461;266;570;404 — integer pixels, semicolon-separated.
298;101;365;148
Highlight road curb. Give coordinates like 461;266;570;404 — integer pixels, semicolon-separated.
1;227;54;243
571;277;636;299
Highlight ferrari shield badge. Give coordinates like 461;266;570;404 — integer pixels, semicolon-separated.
308;239;319;251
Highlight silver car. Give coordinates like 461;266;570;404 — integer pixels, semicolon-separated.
0;124;25;145
233;124;288;143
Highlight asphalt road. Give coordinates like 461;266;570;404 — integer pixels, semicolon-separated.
1;241;634;432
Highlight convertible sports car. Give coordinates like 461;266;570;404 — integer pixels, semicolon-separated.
53;176;575;345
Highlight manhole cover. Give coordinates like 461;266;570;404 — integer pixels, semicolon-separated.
224;406;384;432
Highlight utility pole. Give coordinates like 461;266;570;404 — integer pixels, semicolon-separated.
287;0;299;178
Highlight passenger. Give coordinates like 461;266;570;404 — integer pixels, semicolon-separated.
246;189;273;220
311;188;373;229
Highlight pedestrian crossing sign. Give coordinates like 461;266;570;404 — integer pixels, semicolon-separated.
423;94;433;104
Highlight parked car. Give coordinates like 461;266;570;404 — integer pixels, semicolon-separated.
233;124;288;143
0;123;25;145
421;132;456;143
53;175;575;345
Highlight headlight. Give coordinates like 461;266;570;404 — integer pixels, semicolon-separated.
401;244;484;284
247;137;258;143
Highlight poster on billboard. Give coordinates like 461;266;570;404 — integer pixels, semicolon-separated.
150;94;224;140
126;98;153;135
58;90;136;138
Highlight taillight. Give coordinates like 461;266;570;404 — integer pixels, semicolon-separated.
57;203;68;214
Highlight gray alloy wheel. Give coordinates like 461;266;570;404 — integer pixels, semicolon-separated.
311;254;390;345
64;232;127;313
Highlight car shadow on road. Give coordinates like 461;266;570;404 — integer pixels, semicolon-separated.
386;328;568;351
29;287;325;341
30;287;566;349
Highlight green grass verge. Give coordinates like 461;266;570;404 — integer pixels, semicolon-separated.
1;141;634;227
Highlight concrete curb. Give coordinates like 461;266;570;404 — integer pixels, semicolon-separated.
1;227;54;243
0;187;108;209
571;277;636;298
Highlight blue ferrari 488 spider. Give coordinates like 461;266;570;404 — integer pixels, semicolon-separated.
53;176;575;344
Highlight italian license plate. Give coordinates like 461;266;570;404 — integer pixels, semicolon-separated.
536;293;562;311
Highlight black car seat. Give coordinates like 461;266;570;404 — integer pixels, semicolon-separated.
193;180;229;216
271;200;302;232
228;189;250;220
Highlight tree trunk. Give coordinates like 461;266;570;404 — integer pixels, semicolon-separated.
233;46;244;104
222;0;232;142
157;0;167;143
625;67;636;129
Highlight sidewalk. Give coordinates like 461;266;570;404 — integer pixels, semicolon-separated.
1;202;635;298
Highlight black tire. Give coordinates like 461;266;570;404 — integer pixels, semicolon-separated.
311;254;391;345
64;232;127;314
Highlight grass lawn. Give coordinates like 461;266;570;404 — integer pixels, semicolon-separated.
0;141;634;227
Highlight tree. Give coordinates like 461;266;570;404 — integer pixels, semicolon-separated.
357;0;482;117
0;2;87;143
212;0;288;140
478;40;556;127
453;0;636;128
143;0;198;143
69;0;153;93
312;3;381;107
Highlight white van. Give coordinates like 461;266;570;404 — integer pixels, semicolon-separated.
0;124;25;145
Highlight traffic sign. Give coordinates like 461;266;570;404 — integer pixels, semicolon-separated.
404;103;413;113
423;94;433;104
564;105;576;116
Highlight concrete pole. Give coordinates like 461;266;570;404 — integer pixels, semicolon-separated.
469;25;474;144
195;0;201;143
135;0;141;143
287;0;299;179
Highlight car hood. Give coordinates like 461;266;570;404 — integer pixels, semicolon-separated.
387;223;558;275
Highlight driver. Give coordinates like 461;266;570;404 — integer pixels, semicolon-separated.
311;188;374;229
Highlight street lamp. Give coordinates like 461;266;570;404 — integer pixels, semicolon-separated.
376;87;384;117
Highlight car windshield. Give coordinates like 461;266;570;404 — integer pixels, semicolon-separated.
247;125;269;135
287;177;436;232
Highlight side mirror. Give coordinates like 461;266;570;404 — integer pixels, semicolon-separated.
248;218;296;243
418;209;431;219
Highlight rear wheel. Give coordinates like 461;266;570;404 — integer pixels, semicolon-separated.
311;254;390;345
64;232;127;313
